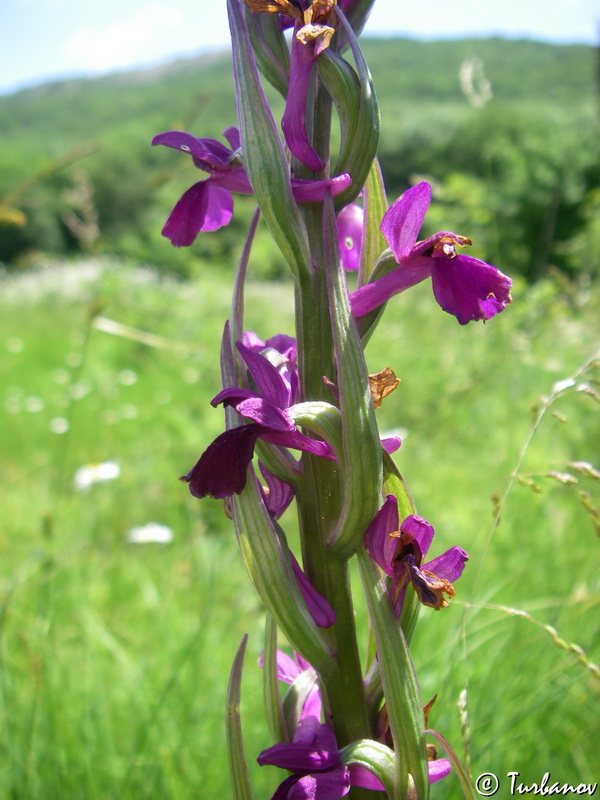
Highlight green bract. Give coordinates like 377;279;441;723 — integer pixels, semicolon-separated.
226;635;254;800
228;0;311;280
243;6;290;97
317;7;380;209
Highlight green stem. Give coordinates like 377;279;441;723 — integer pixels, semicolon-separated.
292;57;375;800
294;219;372;766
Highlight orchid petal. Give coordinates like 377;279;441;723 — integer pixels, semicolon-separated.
293;714;322;745
381;436;401;454
337;202;364;271
237;397;295;430
181;424;260;498
290;767;351;799
289;767;351;800
292;173;353;202
261;429;336;461
259;462;295;519
258;739;339;772
161;181;234;246
428;758;452;783
223;125;242;150
238;342;291;408
282;25;325;172
212;388;294;431
267;650;322;723
290;552;336;628
211;387;261;407
349;261;431;317
431;254;513;325
364;495;399;576
152;129;232;168
348;764;385;791
424;546;469;583
272;650;304;684
380;182;431;261
400;514;435;558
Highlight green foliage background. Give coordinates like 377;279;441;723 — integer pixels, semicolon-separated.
0;33;598;800
0;37;598;281
0;262;598;799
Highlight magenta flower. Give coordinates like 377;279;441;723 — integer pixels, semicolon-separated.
337;202;364;271
282;21;332;172
258;720;365;799
243;331;299;406
152;127;352;246
181;341;334;500
259;649;322;723
350;181;512;325
259;461;295;520
258;650;384;799
258;649;452;796
364;495;468;614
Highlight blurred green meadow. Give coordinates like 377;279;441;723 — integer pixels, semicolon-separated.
0;256;598;798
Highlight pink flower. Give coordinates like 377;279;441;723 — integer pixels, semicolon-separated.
350;181;512;325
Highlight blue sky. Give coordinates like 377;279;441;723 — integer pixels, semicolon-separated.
1;0;598;95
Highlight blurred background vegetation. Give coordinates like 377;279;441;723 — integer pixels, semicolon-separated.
0;37;598;282
0;34;598;800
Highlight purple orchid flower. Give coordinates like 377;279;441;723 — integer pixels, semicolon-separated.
364;495;468;614
243;331;299;406
152;127;352;246
259;720;451;797
350;181;512;325
282;21;332;172
181;341;335;500
258;650;383;799
258;719;373;799
259;649;323;723
245;330;402;456
259;461;295;520
337;201;364;271
258;649;452;796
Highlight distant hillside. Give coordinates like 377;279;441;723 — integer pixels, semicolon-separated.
0;37;597;281
0;37;595;151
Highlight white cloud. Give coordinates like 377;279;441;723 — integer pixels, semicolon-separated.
64;3;185;73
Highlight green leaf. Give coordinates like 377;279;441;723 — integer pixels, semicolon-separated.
288;400;344;458
227;0;311;280
359;157;388;287
243;7;290;98
232;470;334;673
382;450;416;520
340;739;396;796
340;0;379;40
328;6;381;209
322;196;382;559
263;614;287;743
317;51;361;174
226;635;255;800
282;667;320;738
426;729;478;800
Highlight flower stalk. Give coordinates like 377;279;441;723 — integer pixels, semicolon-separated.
157;1;514;797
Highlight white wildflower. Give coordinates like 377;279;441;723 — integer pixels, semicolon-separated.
73;461;120;491
49;417;69;434
126;522;173;544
